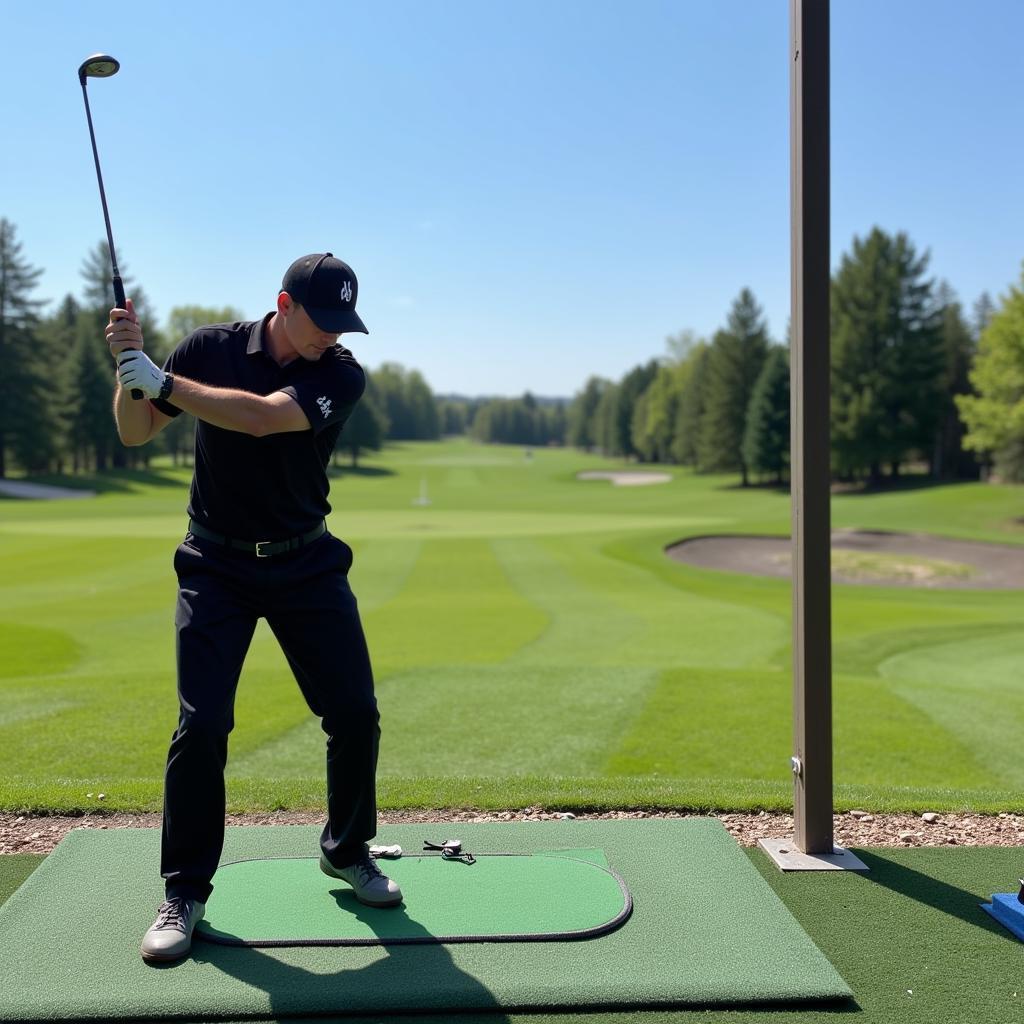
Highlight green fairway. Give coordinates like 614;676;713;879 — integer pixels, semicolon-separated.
2;438;1024;813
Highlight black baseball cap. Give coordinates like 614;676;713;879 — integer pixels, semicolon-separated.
280;253;368;334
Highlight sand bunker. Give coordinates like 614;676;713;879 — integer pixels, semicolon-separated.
577;471;672;487
666;529;1024;589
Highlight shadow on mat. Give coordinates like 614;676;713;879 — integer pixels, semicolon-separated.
855;850;1005;933
190;893;512;1021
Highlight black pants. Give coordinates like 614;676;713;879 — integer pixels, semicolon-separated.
162;531;379;903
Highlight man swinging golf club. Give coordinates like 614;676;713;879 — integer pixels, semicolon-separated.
107;254;402;965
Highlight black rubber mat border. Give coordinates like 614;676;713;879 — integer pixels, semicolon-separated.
195;852;634;948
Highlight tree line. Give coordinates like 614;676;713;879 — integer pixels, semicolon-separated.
0;220;446;474
3;218;1022;483
567;227;1023;485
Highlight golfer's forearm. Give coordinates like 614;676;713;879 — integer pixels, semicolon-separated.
165;376;276;436
114;380;158;446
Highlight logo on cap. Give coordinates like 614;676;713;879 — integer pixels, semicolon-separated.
340;281;353;303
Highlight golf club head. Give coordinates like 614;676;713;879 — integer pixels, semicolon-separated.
78;54;120;82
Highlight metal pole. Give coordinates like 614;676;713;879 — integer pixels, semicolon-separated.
790;0;833;855
759;0;865;872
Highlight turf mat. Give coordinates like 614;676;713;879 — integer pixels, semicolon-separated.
197;849;631;945
0;819;849;1020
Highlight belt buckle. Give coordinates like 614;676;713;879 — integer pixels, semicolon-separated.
255;540;272;558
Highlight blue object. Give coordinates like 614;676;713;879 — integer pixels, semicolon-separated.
981;894;1024;941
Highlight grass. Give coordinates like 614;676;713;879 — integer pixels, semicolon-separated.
2;438;1024;814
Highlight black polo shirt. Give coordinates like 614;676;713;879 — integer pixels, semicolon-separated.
152;314;365;540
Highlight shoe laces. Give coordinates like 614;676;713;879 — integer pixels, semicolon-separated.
352;853;385;886
153;897;192;932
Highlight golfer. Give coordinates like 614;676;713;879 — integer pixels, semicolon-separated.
106;254;401;965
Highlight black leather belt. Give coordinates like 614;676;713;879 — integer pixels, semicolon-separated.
187;518;327;558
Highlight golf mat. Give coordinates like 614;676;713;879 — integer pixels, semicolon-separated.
0;819;850;1021
198;849;631;946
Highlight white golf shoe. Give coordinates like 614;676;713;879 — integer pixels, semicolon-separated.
320;849;403;907
140;896;205;963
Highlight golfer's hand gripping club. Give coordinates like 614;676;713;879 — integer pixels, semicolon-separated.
117;348;168;401
107;298;159;399
112;278;143;400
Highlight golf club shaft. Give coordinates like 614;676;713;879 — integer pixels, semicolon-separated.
80;76;143;400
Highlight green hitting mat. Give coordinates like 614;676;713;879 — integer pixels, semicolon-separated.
0;819;849;1021
198;848;631;946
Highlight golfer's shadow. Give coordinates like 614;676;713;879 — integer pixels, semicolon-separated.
192;887;511;1023
855;849;1008;933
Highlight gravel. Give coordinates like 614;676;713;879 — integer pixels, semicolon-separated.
3;809;1024;856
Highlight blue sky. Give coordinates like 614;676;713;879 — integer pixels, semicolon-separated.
4;0;1022;396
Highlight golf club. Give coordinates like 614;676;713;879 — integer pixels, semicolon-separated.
78;53;142;399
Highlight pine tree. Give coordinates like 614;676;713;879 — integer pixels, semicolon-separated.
593;383;620;455
438;400;468;435
830;228;944;483
32;295;82;474
742;345;790;484
0;220;45;477
548;402;567;445
78;241;155;470
372;363;414;439
405;370;441;440
610;361;660;457
973;292;996;338
932;284;979;479
698;289;770;483
567;376;608;450
64;318;115;471
630;388;654;461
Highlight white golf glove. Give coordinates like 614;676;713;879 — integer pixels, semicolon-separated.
117;348;169;400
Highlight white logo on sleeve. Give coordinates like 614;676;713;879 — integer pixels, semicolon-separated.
316;396;333;419
340;281;353;303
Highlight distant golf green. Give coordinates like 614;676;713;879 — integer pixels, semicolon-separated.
2;438;1024;814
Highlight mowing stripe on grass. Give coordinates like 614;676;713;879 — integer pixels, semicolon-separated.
331;509;722;540
0;689;78;730
364;537;549;673
833;618;1024;677
833;674;993;791
607;666;791;777
346;536;423;612
0;514;187;539
0;623;80;678
489;536;647;665
886;677;1024;791
373;664;662;777
493;533;787;670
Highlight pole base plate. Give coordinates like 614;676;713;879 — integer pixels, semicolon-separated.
758;837;869;872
